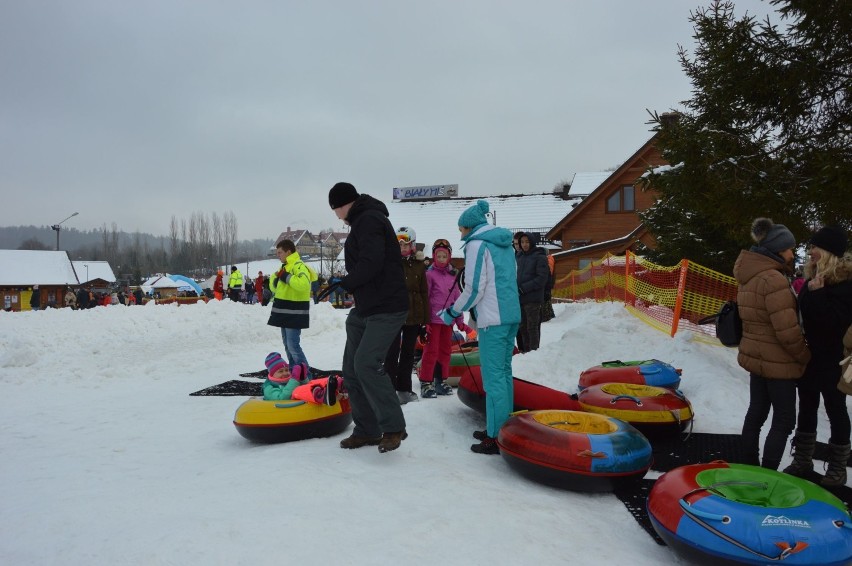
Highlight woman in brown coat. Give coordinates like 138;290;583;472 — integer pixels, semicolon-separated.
734;218;811;470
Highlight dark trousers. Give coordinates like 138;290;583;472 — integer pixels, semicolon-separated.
343;309;408;437
741;373;797;470
384;324;419;393
517;302;542;352
796;369;851;445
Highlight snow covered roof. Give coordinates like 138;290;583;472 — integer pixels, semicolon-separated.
71;261;116;284
567;171;612;197
0;250;79;286
383;193;578;257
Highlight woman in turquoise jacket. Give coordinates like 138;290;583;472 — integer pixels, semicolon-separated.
438;200;520;454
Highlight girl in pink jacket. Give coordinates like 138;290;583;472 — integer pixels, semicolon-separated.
420;239;472;398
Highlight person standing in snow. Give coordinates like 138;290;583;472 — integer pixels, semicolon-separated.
268;238;316;378
438;200;520;454
783;226;852;486
327;182;409;454
29;285;40;311
213;270;225;301
227;266;243;302
255;271;264;304
735;217;810;471
384;226;430;405
514;232;549;352
420;238;471;398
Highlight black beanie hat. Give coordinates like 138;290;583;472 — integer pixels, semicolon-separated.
328;182;359;209
809;226;848;257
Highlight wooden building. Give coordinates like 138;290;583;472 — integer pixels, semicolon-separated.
0;250;80;311
546;133;668;280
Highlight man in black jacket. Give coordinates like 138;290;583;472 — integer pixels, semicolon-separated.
328;182;409;453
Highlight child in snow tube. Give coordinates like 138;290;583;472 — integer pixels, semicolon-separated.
263;352;340;406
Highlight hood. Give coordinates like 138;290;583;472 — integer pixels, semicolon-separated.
463;224;514;249
733;249;786;285
347;194;389;223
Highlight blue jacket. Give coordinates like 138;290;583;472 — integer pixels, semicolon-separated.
451;223;520;329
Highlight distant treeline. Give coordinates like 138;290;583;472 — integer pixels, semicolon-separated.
0;216;274;284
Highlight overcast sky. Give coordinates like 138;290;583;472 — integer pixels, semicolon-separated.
1;0;774;241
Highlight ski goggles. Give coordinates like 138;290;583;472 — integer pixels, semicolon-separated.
397;234;413;243
432;239;452;253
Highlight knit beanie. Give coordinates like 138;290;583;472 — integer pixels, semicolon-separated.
751;218;796;254
809;226;848;258
328;182;359;209
458;200;490;229
265;352;288;381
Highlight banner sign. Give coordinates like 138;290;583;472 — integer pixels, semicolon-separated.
393;184;458;201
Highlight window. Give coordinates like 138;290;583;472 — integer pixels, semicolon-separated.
606;185;635;213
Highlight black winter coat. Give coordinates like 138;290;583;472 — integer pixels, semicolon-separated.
799;271;852;379
515;247;550;305
340;195;409;317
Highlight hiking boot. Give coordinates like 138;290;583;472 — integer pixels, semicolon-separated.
397;391;419;405
339;434;382;449
324;376;338;406
435;378;454;396
821;442;850;487
471;436;499;455
420;381;437;399
378;430;408;453
782;430;816;477
472;429;488;441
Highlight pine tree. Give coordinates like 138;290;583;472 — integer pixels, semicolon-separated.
641;0;851;273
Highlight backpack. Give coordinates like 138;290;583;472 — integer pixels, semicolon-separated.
698;300;742;347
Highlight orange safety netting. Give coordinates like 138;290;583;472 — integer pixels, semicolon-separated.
552;251;738;343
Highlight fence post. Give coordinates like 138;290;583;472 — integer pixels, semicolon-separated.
670;259;689;337
624;251;632;306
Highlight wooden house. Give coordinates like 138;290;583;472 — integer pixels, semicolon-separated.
546;133;668;280
0;250;80;311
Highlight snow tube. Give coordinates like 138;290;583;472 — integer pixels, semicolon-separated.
648;462;852;566
233;397;352;443
498;410;652;492
578;359;681;390
457;365;581;413
577;383;693;438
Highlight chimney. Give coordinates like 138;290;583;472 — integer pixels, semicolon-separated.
659;112;681;128
287;226;291;233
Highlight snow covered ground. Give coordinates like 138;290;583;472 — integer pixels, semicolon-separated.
0;300;842;565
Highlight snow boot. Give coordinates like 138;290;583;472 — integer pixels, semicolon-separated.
435;377;453;396
821;442;850;487
472;429;488;441
397;391;419;405
471;436;499;455
378;430;408;454
420;381;437;399
782;430;816;477
339;434;381;449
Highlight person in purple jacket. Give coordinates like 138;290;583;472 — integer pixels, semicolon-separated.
420;239;472;398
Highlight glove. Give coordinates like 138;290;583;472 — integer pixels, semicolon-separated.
315;282;341;304
438;308;459;326
276;268;286;280
457;323;472;334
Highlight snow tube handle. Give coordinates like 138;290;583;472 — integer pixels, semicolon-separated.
274;400;307;408
610;395;642;406
678;499;730;523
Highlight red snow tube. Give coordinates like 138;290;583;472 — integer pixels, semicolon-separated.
577;383;693;438
457;366;581;413
497;410;652;492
